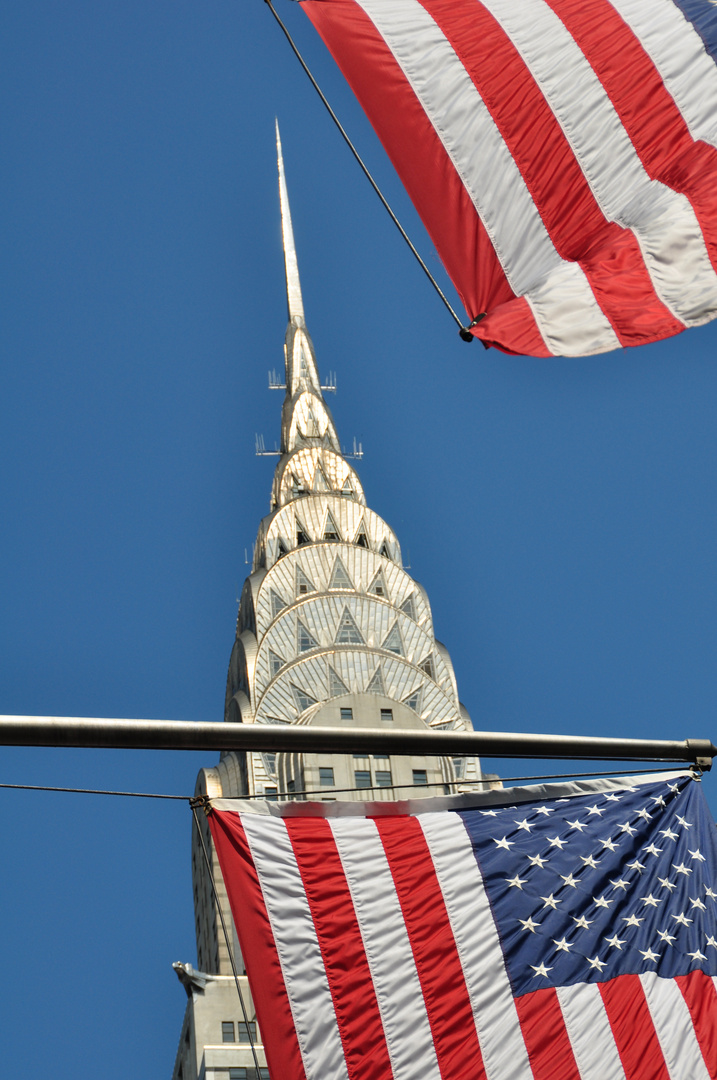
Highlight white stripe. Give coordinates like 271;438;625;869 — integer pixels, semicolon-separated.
640;972;711;1080
609;0;717;148
419;812;532;1080
330;817;442;1080
557;982;627;1080
482;0;717;328
354;0;620;357
241;816;349;1080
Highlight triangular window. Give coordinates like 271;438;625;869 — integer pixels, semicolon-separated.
296;518;310;546
368;570;388;599
314;468;330;492
269;650;285;677
403;687;423;712
379;540;390;558
299;345;309;378
382;622;404;656
291;683;318;713
323;510;340;542
270;589;287;618
276;538;288;560
354;520;369;548
296;566;316;596
328;666;349;698
335;607;364;645
342;476;354;497
365;665;385;695
420;654;435;679
297;620;319;653
291;473;305;496
329;556;353;591
400;595;417;621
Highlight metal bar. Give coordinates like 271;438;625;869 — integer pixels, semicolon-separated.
0;716;713;764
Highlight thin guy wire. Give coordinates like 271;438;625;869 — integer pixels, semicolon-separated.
262;0;468;333
191;803;263;1076
0;782;188;799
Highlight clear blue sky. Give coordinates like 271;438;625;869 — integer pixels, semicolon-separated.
2;2;717;1076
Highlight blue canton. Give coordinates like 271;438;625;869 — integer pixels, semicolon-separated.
459;776;717;997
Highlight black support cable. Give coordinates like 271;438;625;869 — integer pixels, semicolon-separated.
191;802;263;1076
262;0;473;339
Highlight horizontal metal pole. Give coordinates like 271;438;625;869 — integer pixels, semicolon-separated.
0;716;713;764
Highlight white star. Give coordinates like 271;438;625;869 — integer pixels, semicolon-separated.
657;929;676;945
635;808;652;822
667;783;680;793
689;849;707;863
688;949;707;963
658;876;676;892
690;897;707;912
527;853;548;869
623;914;644;928
573;915;593;930
587;956;607;972
530;962;552;977
514;818;533;832
553;937;573;952
480;810;499;817
639;948;660;963
618;822;637;836
659;828;678;842
535;806;555;816
600;838;619;852
705;887;717;900
547;835;568;849
586;805;606;816
493;837;514;850
672;912;693;927
605;934;625;950
605;793;623;802
566;819;587;832
652;796;667;807
506;875;526;890
519;916;541;933
706;935;717;949
611;878;629;890
643;844;663;858
581;854;601;869
676;815;693;829
673;863;693;876
641;894;661;908
542;893;561;910
627;860;645;873
593;894;613;909
560;873;581;889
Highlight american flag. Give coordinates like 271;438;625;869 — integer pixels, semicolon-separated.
300;0;717;357
208;772;717;1080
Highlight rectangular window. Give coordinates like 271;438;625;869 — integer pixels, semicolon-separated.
222;1021;235;1043
340;707;353;721
229;1070;247;1080
354;770;371;788
380;708;393;723
319;767;334;786
373;754;389;760
260;1071;271;1080
237;1021;257;1043
412;769;428;785
264;786;278;801
287;780;295;793
375;770;392;787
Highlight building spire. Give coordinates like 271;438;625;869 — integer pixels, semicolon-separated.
276;120;305;325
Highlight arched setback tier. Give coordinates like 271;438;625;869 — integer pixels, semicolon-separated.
281;389;340;453
253;494;402;571
271;446;365;510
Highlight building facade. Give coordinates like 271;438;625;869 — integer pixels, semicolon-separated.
171;128;483;1080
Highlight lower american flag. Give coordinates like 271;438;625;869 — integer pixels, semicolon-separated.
208;772;717;1080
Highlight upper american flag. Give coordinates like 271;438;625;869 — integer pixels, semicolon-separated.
300;0;717;357
208;771;717;1080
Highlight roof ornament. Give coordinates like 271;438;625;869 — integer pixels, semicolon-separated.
276;119;305;325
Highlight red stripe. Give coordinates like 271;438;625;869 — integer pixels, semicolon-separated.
599;973;671;1080
208;810;307;1080
544;0;717;275
416;0;684;349
284;817;392;1080
676;970;717;1078
374;815;487;1080
514;988;581;1080
301;0;549;357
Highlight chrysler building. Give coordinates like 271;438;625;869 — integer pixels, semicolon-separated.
171;127;483;1080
